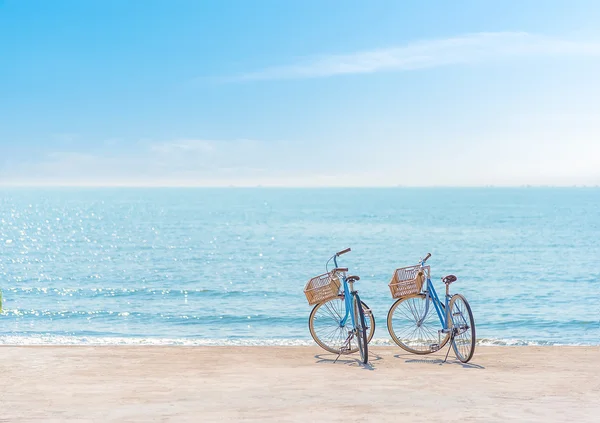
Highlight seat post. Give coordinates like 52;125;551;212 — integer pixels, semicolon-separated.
347;279;354;293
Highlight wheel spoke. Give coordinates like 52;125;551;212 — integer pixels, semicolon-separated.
310;298;374;355
388;295;449;354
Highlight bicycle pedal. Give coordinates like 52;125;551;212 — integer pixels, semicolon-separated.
430;343;440;352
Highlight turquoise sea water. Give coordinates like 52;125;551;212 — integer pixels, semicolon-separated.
0;188;599;346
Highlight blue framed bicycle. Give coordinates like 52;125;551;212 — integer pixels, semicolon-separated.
304;248;374;364
386;253;476;363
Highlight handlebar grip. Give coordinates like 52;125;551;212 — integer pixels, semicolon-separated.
336;248;351;256
423;253;431;263
333;267;348;273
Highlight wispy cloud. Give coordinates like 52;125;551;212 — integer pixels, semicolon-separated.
234;32;600;81
0;139;346;187
2;132;599;187
149;140;216;154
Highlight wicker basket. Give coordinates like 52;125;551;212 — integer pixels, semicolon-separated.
388;265;430;298
304;271;342;305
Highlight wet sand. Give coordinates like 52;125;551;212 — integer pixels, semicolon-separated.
0;346;598;422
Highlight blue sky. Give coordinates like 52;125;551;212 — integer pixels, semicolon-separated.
1;0;600;186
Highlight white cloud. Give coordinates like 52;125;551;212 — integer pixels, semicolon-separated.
149;140;216;154
234;32;600;81
0;139;353;187
2;134;599;187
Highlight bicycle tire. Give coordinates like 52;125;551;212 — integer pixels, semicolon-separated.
449;294;476;363
353;293;368;364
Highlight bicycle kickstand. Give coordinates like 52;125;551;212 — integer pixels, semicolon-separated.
334;333;353;363
442;328;457;363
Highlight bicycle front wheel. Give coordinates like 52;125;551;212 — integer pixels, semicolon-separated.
353;293;368;364
387;294;449;354
309;296;375;354
449;294;476;363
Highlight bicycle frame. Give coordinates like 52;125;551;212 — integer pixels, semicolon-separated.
419;260;451;333
333;254;357;330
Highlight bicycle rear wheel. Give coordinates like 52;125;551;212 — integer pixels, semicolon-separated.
449;294;476;363
387;294;449;354
309;296;375;354
353;293;368;364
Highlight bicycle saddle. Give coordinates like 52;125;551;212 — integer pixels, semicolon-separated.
442;275;457;284
346;275;360;282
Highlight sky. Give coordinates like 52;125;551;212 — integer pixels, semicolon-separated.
1;0;600;187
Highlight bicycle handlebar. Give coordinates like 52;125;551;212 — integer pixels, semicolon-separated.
329;248;351;273
332;267;348;273
422;253;431;263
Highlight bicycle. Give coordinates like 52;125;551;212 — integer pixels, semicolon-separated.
304;248;374;364
386;253;476;363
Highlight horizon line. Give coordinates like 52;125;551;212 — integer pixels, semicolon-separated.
0;184;598;189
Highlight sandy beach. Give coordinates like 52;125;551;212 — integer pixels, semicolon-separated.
0;346;598;422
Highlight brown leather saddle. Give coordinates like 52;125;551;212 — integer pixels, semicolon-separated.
442;274;457;284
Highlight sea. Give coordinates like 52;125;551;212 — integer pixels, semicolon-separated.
1;188;599;346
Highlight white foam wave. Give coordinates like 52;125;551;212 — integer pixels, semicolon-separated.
0;335;595;347
0;335;317;346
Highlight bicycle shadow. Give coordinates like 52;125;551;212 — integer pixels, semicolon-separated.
393;353;485;369
314;353;382;371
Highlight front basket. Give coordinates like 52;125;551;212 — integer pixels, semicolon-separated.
388;265;429;298
303;271;341;305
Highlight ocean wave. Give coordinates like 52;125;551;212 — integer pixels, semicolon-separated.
0;309;304;325
1;287;280;298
